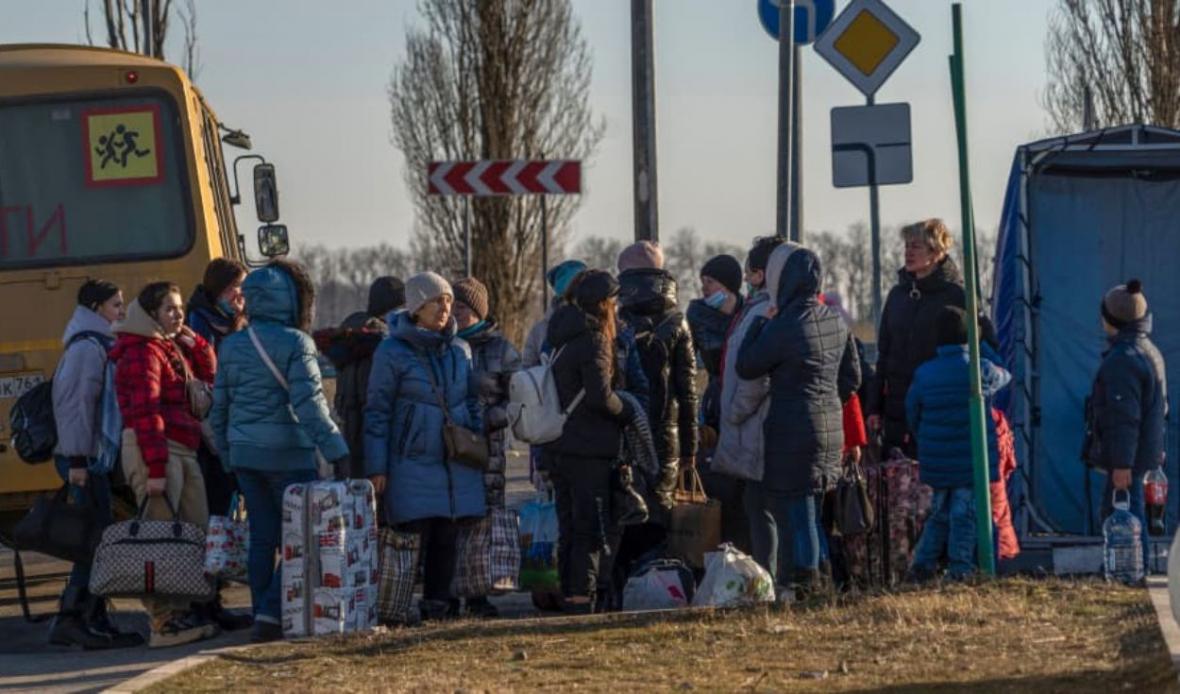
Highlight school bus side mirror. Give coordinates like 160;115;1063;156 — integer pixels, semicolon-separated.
253;163;280;223
258;224;289;257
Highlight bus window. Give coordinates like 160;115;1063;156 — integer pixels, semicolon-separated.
0;92;194;269
199;105;238;258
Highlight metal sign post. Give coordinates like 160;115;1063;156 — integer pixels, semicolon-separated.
541;195;549;313
817;0;920;325
776;0;796;240
761;0;834;241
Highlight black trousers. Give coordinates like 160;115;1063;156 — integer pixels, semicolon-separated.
398;518;459;602
198;442;237;517
551;455;618;599
699;466;751;555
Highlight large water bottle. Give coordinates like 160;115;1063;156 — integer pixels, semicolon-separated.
1104;489;1145;584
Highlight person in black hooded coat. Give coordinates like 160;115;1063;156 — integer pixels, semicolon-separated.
315;276;404;474
736;245;860;591
547;269;636;613
866;220;966;455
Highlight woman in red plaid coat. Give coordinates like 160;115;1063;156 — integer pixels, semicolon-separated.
110;281;217;648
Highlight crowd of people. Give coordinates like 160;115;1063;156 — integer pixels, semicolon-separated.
42;217;1166;649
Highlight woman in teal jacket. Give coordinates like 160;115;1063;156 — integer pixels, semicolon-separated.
208;259;348;643
364;272;483;621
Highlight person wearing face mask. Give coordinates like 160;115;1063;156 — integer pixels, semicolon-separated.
686;253;748;552
209;260;349;642
867;219;966;456
112;281;218;648
47;280;143;649
450;276;521;618
365;272;484;622
185;258;256;633
187;258;248;352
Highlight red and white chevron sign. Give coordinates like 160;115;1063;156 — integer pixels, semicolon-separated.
427;160;582;196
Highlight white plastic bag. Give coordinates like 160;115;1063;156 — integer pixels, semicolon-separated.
691;543;774;608
204;493;249;583
622;558;694;611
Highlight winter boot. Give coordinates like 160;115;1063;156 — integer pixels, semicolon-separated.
465;596;500;619
202;594;254;632
84;591;144;648
48;585;118;650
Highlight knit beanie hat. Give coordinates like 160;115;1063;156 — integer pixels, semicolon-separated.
367;276;405;317
1102;278;1149;328
936;306;969;347
573;269;620;316
452;277;490;320
78;279;120;312
701;254;743;296
546;259;588;297
617;241;665;272
404;272;452;317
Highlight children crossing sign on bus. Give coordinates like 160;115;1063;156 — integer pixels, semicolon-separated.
82;104;163;186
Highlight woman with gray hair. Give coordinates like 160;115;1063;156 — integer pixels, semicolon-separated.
865;219;966;455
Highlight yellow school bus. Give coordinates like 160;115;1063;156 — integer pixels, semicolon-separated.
0;44;287;520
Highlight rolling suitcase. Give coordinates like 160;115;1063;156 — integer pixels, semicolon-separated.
281;479;379;637
845;449;932;587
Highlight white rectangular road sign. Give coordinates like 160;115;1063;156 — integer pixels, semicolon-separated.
831;102;912;187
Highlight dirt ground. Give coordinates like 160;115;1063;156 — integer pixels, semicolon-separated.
152;578;1179;693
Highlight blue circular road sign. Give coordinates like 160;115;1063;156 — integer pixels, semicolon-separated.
758;0;836;45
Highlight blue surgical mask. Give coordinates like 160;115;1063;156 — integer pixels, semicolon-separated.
704;290;728;310
217;298;238;318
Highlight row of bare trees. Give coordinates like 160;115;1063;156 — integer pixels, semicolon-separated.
295;224;997;331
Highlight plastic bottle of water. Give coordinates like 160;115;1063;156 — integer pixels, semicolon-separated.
1104;489;1145;584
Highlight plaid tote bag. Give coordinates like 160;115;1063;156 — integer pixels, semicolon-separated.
376;527;420;625
453;508;521;598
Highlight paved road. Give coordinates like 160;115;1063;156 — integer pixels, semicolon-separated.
0;450;542;693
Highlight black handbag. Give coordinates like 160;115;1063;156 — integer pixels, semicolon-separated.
834;460;875;537
12;484;106;564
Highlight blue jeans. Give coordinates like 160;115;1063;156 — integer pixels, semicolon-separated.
913;487;977;579
1100;474;1150;571
54;456;112;590
235;467;318;623
744;485;824;583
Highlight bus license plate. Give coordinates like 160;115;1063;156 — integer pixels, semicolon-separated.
0;373;45;399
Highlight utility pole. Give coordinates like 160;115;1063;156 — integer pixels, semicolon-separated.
631;0;659;242
775;0;796;239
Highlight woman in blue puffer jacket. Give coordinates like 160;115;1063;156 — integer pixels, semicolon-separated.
364;272;483;621
208;259;349;643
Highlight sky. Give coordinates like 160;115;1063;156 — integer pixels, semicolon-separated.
1;0;1055;252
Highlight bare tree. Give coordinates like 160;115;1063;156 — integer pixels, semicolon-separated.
83;0;200;77
294;243;415;328
572;235;624;274
389;0;605;345
1044;0;1180;132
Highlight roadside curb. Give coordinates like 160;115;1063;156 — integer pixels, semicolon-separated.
102;642;254;693
1147;576;1180;682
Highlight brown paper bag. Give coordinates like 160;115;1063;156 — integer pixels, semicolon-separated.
666;466;722;570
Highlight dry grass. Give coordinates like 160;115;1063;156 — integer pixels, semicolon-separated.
153;578;1178;693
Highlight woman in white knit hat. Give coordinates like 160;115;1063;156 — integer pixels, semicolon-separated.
364;271;484;621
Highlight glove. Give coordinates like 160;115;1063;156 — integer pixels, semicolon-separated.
477;372;503;399
331;456;350;481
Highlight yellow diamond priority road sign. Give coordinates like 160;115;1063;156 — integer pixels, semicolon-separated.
814;0;920;97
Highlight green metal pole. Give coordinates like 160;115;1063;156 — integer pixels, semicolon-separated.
949;3;996;577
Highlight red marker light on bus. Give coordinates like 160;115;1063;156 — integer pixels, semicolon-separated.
124;70;139;84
